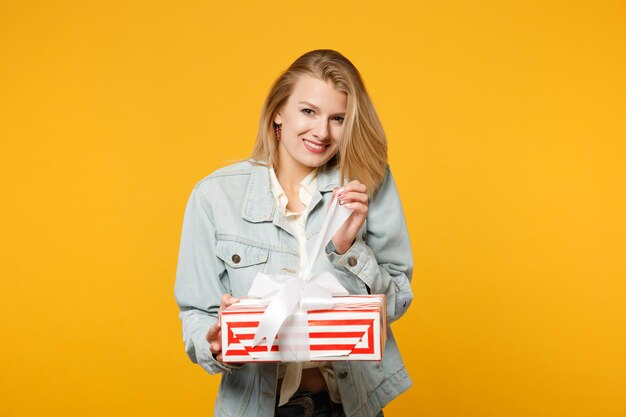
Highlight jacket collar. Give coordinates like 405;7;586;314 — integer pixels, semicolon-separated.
242;161;341;223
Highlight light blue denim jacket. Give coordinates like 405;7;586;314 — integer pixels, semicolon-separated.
174;160;414;417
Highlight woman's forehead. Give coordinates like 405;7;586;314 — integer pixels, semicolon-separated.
288;75;347;112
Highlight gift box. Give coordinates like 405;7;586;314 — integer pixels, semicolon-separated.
221;295;387;363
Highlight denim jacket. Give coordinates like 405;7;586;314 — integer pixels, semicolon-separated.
174;160;414;417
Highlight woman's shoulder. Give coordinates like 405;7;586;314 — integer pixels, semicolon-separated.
200;159;254;180
193;159;268;193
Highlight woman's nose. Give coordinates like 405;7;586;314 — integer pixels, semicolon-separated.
311;118;329;140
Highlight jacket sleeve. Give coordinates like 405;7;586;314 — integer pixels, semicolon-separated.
325;168;414;323
174;185;238;374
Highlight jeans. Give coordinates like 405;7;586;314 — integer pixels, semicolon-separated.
275;390;384;417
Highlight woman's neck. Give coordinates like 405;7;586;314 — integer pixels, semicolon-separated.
275;161;314;195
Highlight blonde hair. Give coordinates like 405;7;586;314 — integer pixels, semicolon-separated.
250;49;388;197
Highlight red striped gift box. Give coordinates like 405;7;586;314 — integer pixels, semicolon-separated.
221;295;387;363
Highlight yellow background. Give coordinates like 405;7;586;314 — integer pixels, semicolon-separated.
1;1;625;416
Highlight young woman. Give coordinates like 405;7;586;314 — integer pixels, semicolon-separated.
175;49;413;417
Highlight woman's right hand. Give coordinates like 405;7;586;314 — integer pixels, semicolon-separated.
206;293;239;362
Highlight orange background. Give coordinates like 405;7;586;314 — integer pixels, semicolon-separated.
1;1;625;416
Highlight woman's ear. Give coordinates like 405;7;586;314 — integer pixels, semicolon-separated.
274;112;282;125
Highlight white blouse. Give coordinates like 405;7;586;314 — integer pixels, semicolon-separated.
269;167;340;406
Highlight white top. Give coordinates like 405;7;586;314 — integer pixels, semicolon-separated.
268;167;340;406
269;167;317;270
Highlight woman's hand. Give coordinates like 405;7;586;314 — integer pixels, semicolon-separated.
206;293;239;362
331;180;369;254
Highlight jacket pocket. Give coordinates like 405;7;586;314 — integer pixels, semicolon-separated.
216;238;269;268
215;237;270;296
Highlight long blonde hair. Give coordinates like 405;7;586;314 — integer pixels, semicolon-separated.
250;49;388;197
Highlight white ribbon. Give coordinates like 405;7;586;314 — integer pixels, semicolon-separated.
247;197;353;360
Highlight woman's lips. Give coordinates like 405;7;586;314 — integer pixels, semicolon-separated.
302;139;329;154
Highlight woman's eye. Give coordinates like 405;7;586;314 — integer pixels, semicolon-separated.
301;108;314;115
332;116;345;123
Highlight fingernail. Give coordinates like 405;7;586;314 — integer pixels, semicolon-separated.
338;188;345;194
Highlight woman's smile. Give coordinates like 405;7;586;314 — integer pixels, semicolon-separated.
302;138;329;153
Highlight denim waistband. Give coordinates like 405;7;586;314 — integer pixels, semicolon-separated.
275;390;343;417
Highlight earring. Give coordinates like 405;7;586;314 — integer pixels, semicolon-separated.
274;124;281;141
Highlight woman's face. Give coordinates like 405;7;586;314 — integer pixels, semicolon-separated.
274;75;347;175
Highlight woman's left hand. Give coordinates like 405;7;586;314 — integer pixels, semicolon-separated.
331;180;368;254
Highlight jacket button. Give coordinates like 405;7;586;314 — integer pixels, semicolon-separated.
338;370;348;379
347;257;357;267
231;254;241;264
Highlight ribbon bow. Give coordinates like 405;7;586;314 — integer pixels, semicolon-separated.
246;197;353;360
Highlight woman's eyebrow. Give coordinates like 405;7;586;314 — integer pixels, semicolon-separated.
298;101;320;110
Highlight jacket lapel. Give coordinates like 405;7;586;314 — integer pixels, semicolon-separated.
241;163;275;223
306;165;342;240
242;163;297;238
